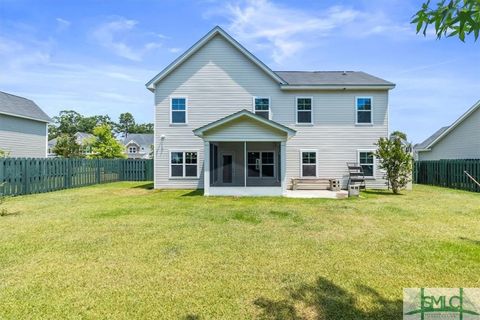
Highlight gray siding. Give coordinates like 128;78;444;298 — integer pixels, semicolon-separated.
418;106;480;160
0;114;47;158
154;34;389;189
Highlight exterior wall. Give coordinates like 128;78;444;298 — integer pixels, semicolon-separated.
0;114;47;158
154;34;389;190
418;107;480;160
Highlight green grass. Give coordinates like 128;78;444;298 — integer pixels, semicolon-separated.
0;183;479;319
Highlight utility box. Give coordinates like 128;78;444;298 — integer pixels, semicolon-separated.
348;185;360;197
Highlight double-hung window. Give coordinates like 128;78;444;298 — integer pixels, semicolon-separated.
247;151;275;178
171;97;187;124
301;151;317;177
254;97;270;119
170;151;198;178
356;97;372;124
296;97;313;124
358;151;375;178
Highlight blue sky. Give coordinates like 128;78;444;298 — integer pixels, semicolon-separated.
0;0;478;143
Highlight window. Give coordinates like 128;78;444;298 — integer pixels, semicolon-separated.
296;97;312;124
248;151;275;178
170;151;198;178
358;151;375;177
254;97;270;119
128;146;137;153
301;151;317;177
356;97;372;124
171;97;187;124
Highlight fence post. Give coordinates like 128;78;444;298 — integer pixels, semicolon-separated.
96;159;101;184
23;158;29;195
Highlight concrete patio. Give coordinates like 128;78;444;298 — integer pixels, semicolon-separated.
284;189;349;199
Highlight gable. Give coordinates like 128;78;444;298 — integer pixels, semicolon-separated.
200;115;289;141
146;26;285;91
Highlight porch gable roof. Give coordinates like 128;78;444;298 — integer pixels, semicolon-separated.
193;109;296;140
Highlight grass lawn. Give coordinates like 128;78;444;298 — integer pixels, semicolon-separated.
0;183;479;319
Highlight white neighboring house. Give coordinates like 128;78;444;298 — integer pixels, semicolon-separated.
414;100;480;160
123;133;153;159
48;132;94;157
0;91;51;158
146;26;395;196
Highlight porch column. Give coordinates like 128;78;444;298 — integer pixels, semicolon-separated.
244;141;247;188
280;141;286;193
204;141;210;196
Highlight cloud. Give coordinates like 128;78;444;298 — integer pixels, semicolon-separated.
56;18;71;31
168;47;181;53
92;17;162;61
212;1;359;63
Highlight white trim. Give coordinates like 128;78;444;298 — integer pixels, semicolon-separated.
299;149;318;178
424;100;480;149
295;96;314;125
355;96;373;125
208;186;283;197
0;111;51;123
357;149;376;179
281;85;395;90
246;150;276;179
146;26;286;91
168;149;200;179
170;96;188;125
252;96;271;120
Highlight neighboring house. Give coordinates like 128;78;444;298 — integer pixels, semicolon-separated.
415;100;480;160
123;133;153;159
48;132;94;157
146;26;395;196
0;91;51;158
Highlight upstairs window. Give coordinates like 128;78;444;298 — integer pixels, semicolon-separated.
128;146;137;153
296;97;312;124
170;151;198;178
171;97;187;124
254;97;270;119
356;97;372;124
359;151;375;177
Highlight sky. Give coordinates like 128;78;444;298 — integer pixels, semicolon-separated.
0;0;479;143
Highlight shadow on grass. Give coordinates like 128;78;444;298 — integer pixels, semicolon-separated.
183;314;200;320
362;190;403;196
181;190;204;197
459;237;480;246
254;277;402;320
133;183;154;190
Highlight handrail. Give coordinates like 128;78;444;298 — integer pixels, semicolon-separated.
464;171;480;188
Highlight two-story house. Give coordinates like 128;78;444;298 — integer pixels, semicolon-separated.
146;26;395;196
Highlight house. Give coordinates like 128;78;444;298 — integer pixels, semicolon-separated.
146;26;395;196
0;91;51;158
415;100;480;160
47;132;94;157
123;133;153;159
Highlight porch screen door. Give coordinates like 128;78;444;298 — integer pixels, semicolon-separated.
222;154;233;183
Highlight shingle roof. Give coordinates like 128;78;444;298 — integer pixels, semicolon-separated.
274;71;394;86
48;132;94;147
123;133;154;146
414;126;450;150
0;91;51;122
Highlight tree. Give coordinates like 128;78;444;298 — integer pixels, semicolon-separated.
87;124;126;159
375;131;413;194
52;134;83;158
49;110;112;140
117;112;136;137
412;0;480;41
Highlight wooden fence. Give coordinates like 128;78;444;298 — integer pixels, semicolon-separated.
0;158;153;196
414;159;480;192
